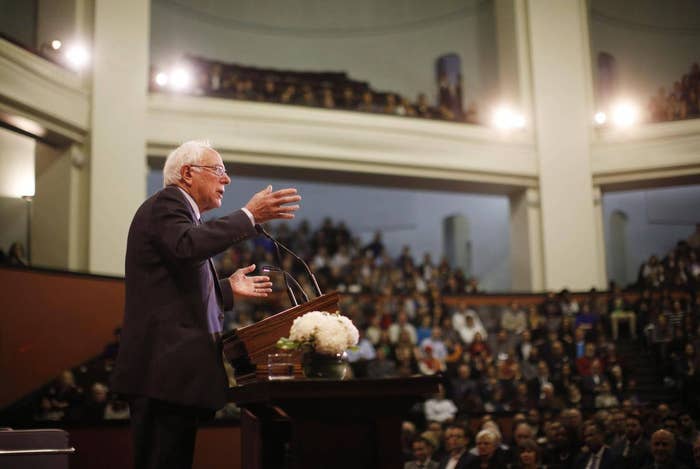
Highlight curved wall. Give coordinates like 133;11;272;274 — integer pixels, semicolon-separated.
602;183;700;286
589;0;700;102
150;0;499;110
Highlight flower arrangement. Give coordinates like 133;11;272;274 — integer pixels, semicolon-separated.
276;310;359;356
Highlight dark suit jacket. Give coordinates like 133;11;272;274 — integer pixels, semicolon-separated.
404;460;439;469
640;462;690;469
463;449;509;469
112;186;256;410
437;451;473;469
612;437;652;469
573;447;618;469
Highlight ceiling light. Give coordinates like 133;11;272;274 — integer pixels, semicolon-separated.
492;106;525;130
155;72;169;87
611;101;639;128
169;67;191;91
594;111;607;125
65;44;90;69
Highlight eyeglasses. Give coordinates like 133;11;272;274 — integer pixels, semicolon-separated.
190;165;227;177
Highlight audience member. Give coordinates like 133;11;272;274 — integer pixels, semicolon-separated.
643;429;689;469
464;429;505;468
424;386;458;424
575;421;618;469
405;434;439;469
438;424;472;469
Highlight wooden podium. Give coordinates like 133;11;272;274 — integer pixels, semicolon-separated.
222;292;340;384
227;376;440;469
222;293;440;468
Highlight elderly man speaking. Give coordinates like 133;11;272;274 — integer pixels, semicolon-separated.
112;140;301;469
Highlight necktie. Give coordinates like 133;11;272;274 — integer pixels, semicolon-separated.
197;217;224;334
588;454;599;469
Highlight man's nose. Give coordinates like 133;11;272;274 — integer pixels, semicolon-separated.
222;173;231;184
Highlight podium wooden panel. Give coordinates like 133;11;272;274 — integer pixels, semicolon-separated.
227;376;440;469
222;292;340;384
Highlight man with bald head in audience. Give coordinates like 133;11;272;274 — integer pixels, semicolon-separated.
113;140;301;469
642;429;690;469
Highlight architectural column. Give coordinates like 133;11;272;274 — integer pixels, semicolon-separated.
33;143;89;271
526;0;605;290
88;0;149;275
592;185;608;288
494;0;533;120
509;188;544;291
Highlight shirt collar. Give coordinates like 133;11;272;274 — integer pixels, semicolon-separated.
176;186;201;221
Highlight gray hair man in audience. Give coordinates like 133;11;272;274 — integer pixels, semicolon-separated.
644;429;690;469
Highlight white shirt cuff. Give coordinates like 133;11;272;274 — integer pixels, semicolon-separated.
241;207;255;226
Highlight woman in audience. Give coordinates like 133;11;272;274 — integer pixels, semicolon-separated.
457;312;488;346
510;438;541;469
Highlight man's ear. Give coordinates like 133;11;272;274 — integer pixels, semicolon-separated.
180;165;193;186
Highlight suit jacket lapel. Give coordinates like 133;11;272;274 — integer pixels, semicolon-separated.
175;187;225;309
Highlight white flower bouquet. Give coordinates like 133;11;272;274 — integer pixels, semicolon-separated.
276;310;359;356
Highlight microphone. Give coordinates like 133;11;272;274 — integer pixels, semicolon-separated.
255;224;322;297
261;265;309;304
259;225;295;307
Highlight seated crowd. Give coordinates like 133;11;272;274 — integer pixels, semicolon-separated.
18;218;700;468
648;62;700;123
400;405;700;468
151;55;479;124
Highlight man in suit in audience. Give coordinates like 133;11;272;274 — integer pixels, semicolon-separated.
574;422;618;469
612;413;651;468
112;140;300;469
438;424;474;469
405;436;439;469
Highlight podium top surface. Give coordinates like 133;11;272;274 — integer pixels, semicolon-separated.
228;375;440;405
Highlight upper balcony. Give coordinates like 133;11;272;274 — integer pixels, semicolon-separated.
1;36;699;194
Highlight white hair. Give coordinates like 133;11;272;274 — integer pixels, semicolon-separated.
162;140;213;187
476;428;498;443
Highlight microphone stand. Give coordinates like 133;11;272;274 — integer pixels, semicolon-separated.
262;265;309;304
265;228;296;307
256;224;322;297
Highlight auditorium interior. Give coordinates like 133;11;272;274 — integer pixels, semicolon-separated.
1;0;700;468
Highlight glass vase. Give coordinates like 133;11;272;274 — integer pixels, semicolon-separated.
302;351;349;380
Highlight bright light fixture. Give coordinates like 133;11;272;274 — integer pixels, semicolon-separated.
155;72;169;87
594;111;607;125
169;67;191;91
611;101;639;128
492;106;525;130
65;44;90;69
51;40;62;50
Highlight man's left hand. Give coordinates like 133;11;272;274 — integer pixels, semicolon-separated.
228;264;272;298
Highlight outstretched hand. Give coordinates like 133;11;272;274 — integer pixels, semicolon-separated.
228;264;272;299
245;185;301;224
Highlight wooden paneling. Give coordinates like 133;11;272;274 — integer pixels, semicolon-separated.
0;267;124;407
